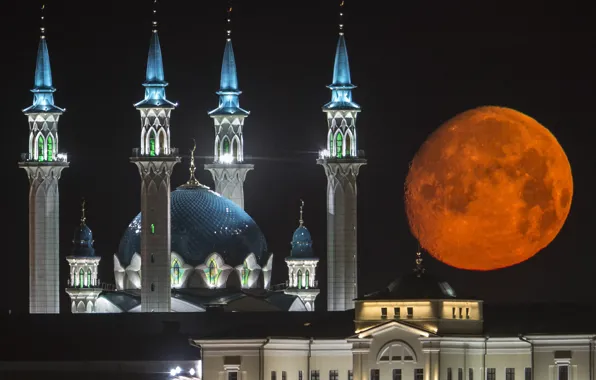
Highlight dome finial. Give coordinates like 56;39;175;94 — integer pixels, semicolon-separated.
186;139;200;186
40;4;46;38
152;0;158;33
413;225;425;277
299;199;305;226
80;198;86;226
226;0;233;41
338;0;345;35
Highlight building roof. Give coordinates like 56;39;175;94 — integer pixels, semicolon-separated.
361;272;459;300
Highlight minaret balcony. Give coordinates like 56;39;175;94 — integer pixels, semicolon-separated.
131;147;179;158
19;152;69;164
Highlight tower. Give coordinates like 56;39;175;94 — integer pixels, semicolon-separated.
317;2;366;311
19;7;69;314
205;4;253;209
130;1;180;312
66;199;102;313
284;200;320;311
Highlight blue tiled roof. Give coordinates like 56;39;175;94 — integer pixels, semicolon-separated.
72;223;95;257
323;34;360;111
290;225;315;258
117;186;268;267
23;37;64;114
209;40;249;117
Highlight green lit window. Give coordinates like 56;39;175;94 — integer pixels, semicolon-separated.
37;135;44;161
335;133;343;158
297;269;303;289
46;135;53;161
149;131;156;156
241;261;250;287
150;223;155;234
87;269;92;287
206;259;222;287
223;138;230;155
79;268;84;288
171;259;181;285
305;270;310;289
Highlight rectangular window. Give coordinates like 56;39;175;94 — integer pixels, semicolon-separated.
150;223;155;234
458;368;463;380
506;368;515;380
272;371;277;380
407;307;414;318
329;370;338;380
347;371;353;380
299;371;303;380
370;369;380;380
452;307;456;318
229;373;238;380
311;370;320;380
466;308;470;319
447;368;452;380
558;366;568;380
469;368;473;380
459;307;463;318
392;369;402;380
487;368;496;380
414;369;423;380
381;307;387;319
394;307;400;319
524;368;532;380
282;372;287;380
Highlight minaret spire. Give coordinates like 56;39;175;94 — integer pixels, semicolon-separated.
205;0;253;209
299;199;305;226
20;4;69;314
80;198;86;226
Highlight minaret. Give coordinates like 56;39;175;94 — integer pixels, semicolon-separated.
130;1;180;312
19;6;69;314
284;200;320;311
317;1;366;311
65;199;102;313
205;3;253;210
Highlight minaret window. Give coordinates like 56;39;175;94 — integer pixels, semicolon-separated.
329;132;334;154
335;133;343;158
158;130;166;155
87;269;92;287
297;269;303;289
305;270;310;289
37;135;44;161
241;261;250;287
150;223;155;234
344;133;351;157
171;259;181;285
232;138;239;161
223;138;230;155
149;131;156;156
46;135;53;161
79;268;84;288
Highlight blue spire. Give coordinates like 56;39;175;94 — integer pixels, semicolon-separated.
323;2;360;110
23;6;64;114
290;200;315;258
72;199;96;257
209;5;249;116
135;2;176;109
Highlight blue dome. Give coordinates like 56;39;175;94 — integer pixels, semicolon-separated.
72;224;95;257
117;186;268;267
290;225;314;258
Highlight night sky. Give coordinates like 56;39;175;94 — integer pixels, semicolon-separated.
3;0;594;313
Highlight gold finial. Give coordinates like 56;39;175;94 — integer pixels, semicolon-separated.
299;199;305;226
413;224;425;276
226;0;233;40
40;4;46;38
152;0;158;32
80;198;86;226
338;0;345;35
186;139;200;186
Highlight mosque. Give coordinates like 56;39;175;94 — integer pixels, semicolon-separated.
10;3;596;380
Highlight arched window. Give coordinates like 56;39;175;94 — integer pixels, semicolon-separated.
171;259;181;285
297;270;303;289
208;260;217;286
222;138;230;155
149;131;156;156
46;135;53;161
232;139;239;161
241;261;250;287
87;269;92;287
305;270;310;289
79;268;84;288
158;131;166;155
37;135;44;161
329;132;334;153
345;133;351;157
335;132;343;158
377;341;417;364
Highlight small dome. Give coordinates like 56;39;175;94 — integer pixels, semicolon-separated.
72;224;95;257
291;225;314;258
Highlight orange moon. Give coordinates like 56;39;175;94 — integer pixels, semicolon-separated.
405;106;573;270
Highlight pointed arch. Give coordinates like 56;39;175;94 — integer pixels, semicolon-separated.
335;131;343;158
148;129;157;156
86;302;93;313
171;258;181;285
46;134;54;161
76;301;86;313
79;268;84;288
328;129;334;156
297;269;303;289
221;136;231;157
305;270;310;289
232;136;241;161
37;134;45;161
140;127;146;155
344;129;354;158
87;268;92;287
158;128;167;155
214;135;220;160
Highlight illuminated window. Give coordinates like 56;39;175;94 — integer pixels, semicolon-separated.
79;268;84;288
223;138;230;155
414;369;423;380
87;269;92;287
466;307;470;319
171;259;181;285
407;307;414;318
46;135;53;161
335;133;343;158
37;135;44;161
205;259;221;287
329;370;338;380
393;369;402;380
149;131;156;156
241;261;250;287
297;270;303;289
150;223;155;234
305;270;310;289
506;368;515;380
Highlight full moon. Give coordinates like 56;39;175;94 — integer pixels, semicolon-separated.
405;106;573;270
